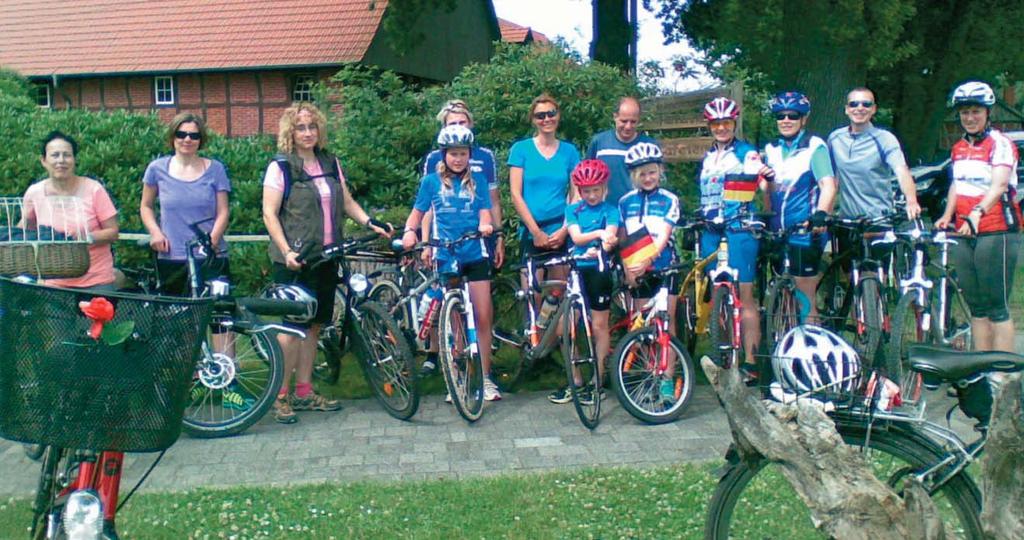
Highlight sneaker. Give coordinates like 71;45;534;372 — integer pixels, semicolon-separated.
444;392;453;403
221;389;255;411
291;391;343;412
273;397;297;424
483;378;502;401
547;385;572;404
419;359;437;378
659;379;677;403
577;385;595;406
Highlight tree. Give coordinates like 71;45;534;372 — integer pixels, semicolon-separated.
591;0;634;72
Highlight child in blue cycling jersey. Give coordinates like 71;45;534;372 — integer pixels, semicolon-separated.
548;160;619;405
402;125;500;401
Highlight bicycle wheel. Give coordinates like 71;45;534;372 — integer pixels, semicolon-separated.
314;287;348;384
562;296;601;429
816;260;849;332
887;291;929;402
763;277;801;351
489;275;528;391
439;292;485;422
350;300;419;420
182;323;284;438
676;276;700;356
705;419;983;539
932;279;972;352
367;278;404;317
31;445;64;540
850;277;885;367
610;327;694;424
709;286;737;367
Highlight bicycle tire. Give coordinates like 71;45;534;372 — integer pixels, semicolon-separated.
850;277;885;367
489;275;528;391
439;292;484;422
704;418;983;539
932;279;972;353
709;286;737;367
182;325;284;438
887;291;930;402
763;277;801;352
350;300;420;420
815;259;849;332
610;327;694;424
676;276;700;356
314;287;350;384
367;278;404;314
562;296;601;429
31;445;64;540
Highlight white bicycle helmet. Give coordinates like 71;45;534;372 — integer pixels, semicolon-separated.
949;81;995;108
262;284;318;324
436;124;474;148
772;325;861;394
704;97;739;121
624;142;664;169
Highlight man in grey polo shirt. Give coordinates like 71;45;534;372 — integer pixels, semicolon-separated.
828;87;921;222
586;97;659;205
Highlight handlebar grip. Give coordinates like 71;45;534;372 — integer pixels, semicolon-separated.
231;297;309;317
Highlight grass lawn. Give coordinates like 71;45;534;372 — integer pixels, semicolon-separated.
1;464;722;539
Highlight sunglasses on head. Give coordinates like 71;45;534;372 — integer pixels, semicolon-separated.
775;112;802;121
533;109;558;120
847;100;875;108
175;130;201;141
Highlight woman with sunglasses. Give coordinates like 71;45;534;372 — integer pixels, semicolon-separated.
761;91;837;323
140;112;231;295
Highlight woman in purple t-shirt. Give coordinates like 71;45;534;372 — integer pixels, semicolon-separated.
140;112;231;295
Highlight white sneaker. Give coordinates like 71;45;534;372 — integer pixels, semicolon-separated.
483;377;502;401
444;392;453;403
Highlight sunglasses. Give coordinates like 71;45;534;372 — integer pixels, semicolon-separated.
847;100;875;108
775;112;802;121
533;109;558;120
175;130;202;141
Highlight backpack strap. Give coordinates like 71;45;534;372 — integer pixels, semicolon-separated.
273;154;293;201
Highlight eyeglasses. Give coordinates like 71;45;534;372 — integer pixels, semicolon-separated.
294;123;318;133
533;109;558;120
775;112;802;121
847;100;875;108
175;130;202;141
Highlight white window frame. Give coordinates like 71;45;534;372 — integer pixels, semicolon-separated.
154;76;175;106
292;75;315;102
33;83;51;108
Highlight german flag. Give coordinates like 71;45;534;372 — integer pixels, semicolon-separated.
723;174;758;202
620;227;658;267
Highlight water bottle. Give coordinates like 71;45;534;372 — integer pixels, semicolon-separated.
537;294;559;329
417;284;444;341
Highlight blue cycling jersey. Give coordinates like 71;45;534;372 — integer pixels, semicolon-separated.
619;187;680;270
697;139;762;225
764;131;833;246
422;146;498;192
564;200;620;267
413;172;491;268
508;138;580;236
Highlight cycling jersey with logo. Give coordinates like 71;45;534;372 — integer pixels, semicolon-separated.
564;200;620;267
764;131;833;245
422;146;499;192
619;188;680;270
951;129;1021;233
413;172;491;269
697;139;762;225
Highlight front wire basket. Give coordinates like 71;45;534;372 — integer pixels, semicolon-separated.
0;196;90;278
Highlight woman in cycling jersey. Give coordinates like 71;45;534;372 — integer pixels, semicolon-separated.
262;102;391;424
934;81;1021;354
22;131;119;290
402;125;499;401
697;97;763;369
619;141;681;401
760;91;837;323
140;112;230;295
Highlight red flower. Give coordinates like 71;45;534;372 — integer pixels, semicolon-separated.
79;297;115;340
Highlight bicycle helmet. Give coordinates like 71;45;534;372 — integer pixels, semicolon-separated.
704;97;739;121
624;142;664;169
436;124;474;149
769;91;811;115
571;159;611;187
262;284;318;324
772;325;861;394
949;81;995;108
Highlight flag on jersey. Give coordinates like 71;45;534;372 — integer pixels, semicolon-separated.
620;226;657;267
723;174;759;202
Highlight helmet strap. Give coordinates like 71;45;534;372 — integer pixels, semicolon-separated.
963;124;991;143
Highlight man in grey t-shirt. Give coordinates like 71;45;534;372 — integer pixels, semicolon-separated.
827;87;920;220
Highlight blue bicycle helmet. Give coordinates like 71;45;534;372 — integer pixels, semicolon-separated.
769;91;811;115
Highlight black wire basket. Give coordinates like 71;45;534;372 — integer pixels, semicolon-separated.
0;278;214;452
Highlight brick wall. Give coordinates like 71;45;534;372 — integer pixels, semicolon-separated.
47;68;316;137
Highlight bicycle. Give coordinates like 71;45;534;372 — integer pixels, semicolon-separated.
673;224;718;357
885;221;972;402
609;263;696;424
704;343;1022;538
302;234;419;421
759;222;815;366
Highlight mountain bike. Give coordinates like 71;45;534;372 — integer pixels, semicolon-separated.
704;344;1021;539
609;263;696;424
674;221;717;357
760;222;814;365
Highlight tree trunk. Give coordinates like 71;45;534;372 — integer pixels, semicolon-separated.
702;357;946;539
591;0;633;71
980;373;1024;539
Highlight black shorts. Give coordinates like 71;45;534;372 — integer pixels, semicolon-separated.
271;261;339;328
774;236;825;277
634;272;679;300
519;238;566;263
440;259;492;283
157;257;231;297
579;266;613;310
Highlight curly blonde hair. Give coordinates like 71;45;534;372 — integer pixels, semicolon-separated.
277;102;328;154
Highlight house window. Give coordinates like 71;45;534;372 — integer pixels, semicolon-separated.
292;75;315;102
33;83;51;108
154;76;175;105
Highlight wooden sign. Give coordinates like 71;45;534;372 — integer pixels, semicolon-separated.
643;83;744;162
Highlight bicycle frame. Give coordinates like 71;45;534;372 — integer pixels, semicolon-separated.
521;254;593;361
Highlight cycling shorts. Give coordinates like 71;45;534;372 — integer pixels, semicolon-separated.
774;234;826;277
272;260;339;329
580;266;613;311
519;238;566;263
950;232;1021;322
440;258;493;283
633;272;679;301
699;229;759;283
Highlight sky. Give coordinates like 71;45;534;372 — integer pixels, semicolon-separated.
491;0;715;92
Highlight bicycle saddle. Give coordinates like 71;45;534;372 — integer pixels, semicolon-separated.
909;344;1024;383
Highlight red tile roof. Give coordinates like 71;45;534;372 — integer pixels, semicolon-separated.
498;17;549;44
0;0;388;77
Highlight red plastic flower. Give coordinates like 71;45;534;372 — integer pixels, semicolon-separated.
79;297;115;340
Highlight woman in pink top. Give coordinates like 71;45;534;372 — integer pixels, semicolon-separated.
22;131;119;289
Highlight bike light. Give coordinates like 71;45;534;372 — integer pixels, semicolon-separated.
349;273;369;296
62;490;103;540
